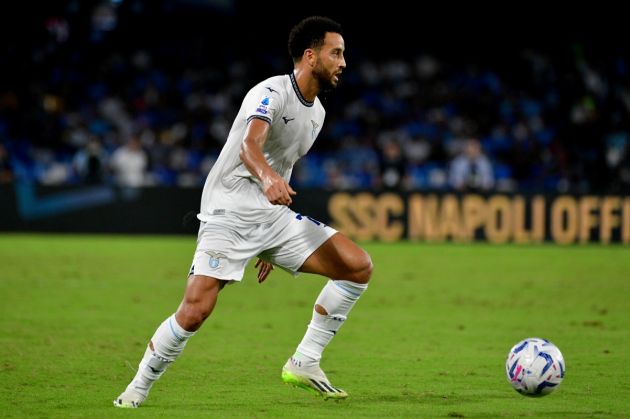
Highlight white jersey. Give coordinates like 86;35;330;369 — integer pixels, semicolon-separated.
198;73;326;223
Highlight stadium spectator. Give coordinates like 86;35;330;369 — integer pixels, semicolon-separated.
448;138;494;192
73;137;106;184
378;139;407;189
109;135;148;187
0;144;13;183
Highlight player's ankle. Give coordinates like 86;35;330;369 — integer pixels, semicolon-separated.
291;352;319;368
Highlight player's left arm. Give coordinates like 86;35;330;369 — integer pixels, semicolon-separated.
254;258;274;283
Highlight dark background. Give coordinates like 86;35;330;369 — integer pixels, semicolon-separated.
3;1;627;64
1;0;629;238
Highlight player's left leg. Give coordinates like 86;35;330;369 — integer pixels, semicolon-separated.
298;231;372;282
280;231;373;399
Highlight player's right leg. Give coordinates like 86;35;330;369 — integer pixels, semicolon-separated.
113;274;226;408
114;217;257;408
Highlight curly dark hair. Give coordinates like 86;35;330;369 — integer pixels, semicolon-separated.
288;16;343;63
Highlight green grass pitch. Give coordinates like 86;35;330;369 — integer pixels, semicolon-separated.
1;234;629;417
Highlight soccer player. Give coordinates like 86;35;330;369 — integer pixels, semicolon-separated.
113;16;372;408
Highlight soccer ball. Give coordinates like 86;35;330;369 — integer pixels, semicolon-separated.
505;337;565;397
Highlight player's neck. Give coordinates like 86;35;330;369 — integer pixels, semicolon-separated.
292;68;319;102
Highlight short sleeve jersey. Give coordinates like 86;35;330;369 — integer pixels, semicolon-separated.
198;73;326;223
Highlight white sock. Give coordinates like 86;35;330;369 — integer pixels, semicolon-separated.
293;280;368;367
127;314;195;395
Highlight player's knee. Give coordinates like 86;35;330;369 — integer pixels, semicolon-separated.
177;303;211;331
350;250;373;284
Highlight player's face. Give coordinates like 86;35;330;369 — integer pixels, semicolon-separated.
313;32;346;90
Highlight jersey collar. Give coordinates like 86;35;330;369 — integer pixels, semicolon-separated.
289;73;314;107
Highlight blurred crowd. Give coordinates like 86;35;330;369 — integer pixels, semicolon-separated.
1;2;629;193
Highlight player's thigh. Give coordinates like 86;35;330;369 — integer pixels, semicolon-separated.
261;212;372;282
189;220;261;282
259;212;336;275
299;232;372;282
181;273;227;305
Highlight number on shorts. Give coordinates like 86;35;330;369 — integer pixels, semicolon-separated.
295;213;323;226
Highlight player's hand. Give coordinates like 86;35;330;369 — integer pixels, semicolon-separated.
255;258;274;283
262;173;297;206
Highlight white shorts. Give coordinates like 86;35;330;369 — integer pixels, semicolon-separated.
188;206;337;282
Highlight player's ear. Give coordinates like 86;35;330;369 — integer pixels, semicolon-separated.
304;49;316;67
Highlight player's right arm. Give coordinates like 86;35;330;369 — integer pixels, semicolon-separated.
239;118;296;206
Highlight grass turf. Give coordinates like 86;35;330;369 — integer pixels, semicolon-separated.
0;234;629;417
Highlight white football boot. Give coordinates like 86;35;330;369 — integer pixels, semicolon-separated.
281;357;348;400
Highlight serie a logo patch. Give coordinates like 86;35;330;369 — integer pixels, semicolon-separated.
255;95;272;115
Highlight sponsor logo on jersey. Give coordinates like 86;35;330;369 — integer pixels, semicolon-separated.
255;95;272;114
282;116;295;124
